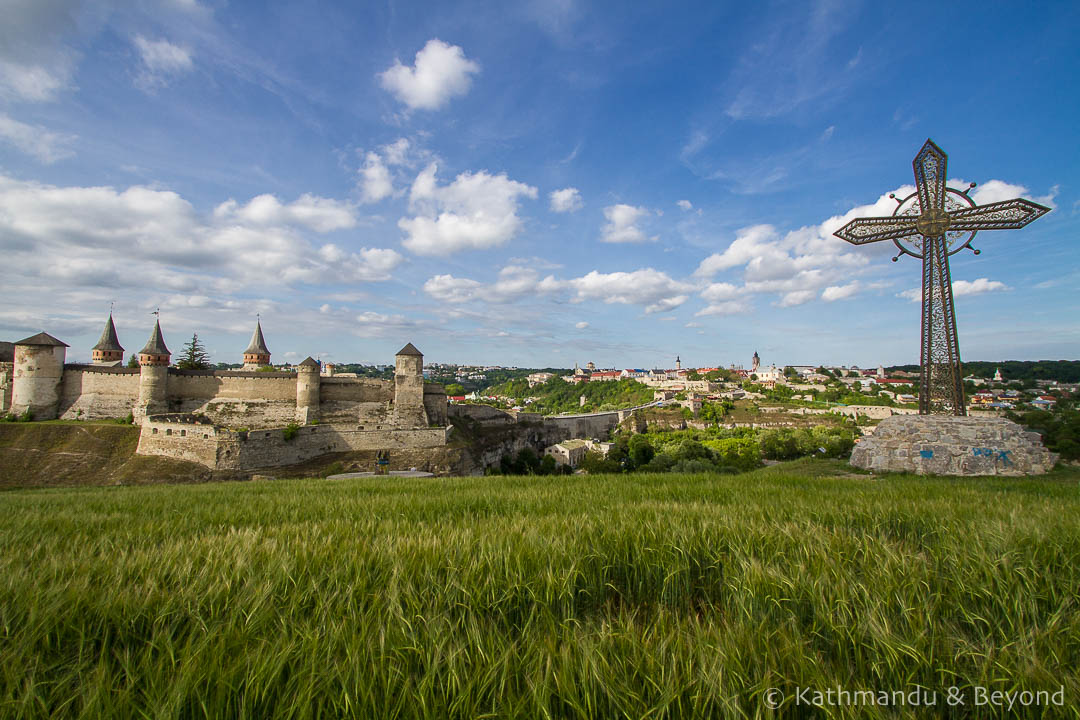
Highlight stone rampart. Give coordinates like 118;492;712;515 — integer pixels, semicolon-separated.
137;416;451;470
850;415;1057;476
0;362;13;414
831;405;920;420
166;371;297;427
58;366;140;420
320;377;392;424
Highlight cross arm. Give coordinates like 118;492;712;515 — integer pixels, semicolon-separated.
913;139;948;212
946;198;1051;231
834;216;919;245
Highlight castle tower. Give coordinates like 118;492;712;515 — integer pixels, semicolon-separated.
752;351;760;374
11;332;68;420
296;357;321;424
135;319;171;422
242;319;271;370
91;314;124;365
393;343;428;428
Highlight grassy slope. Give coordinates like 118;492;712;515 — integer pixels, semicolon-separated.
1;461;1078;718
0;422;211;488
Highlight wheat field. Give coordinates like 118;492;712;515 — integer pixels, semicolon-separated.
1;460;1078;718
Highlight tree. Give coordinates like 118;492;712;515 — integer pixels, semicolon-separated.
445;383;466;396
628;435;656;467
687;370;702;381
126;354;140;369
176;333;211;370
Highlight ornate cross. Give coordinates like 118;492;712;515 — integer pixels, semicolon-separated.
834;139;1049;415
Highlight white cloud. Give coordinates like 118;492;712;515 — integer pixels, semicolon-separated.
967;179;1057;210
575;321;589;329
0;111;75;162
0;0;79;102
700;282;740;303
778;290;816;307
134;35;194;88
399;163;537;255
549;187;583;213
358;152;393;204
898;278;1009;303
378;39;480;111
214;193;356;232
695;301;748;317
600;204;654;244
677;199;693;211
821;281;858;302
381;138;411;166
0;175;400;301
423;274;483;303
569;269;691;313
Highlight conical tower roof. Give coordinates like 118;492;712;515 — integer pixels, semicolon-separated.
92;314;124;353
139;319;170;356
15;331;68;347
396;342;422;356
243;319;270;355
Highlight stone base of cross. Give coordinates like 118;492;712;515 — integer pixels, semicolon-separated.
834;140;1049;415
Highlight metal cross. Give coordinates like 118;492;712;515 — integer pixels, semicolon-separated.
834;139;1049;415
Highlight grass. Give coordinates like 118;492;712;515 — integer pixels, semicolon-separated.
1;459;1078;718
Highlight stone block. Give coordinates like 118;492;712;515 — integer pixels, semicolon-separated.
851;415;1055;476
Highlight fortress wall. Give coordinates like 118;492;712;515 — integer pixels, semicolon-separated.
423;385;448;426
0;362;12;413
136;420;449;470
543;413;622;439
58;367;140;420
449;404;517;425
167;372;297;428
319;378;393;423
136;417;220;466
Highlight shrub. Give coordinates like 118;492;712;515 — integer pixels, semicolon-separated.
282;423;300;442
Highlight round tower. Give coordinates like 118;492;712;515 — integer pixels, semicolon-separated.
242;318;271;370
91;313;124;365
135;319;170;423
393;342;428;428
11;332;68;420
296;357;321;424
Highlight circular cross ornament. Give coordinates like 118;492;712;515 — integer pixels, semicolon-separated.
890;185;977;259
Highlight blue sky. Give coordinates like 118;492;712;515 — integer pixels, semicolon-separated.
1;0;1077;370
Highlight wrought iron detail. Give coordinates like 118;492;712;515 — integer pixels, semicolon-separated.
833;139;1050;416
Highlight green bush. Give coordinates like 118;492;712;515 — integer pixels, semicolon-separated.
282;423;300;442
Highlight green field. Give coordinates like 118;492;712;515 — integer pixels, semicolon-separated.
2;461;1079;718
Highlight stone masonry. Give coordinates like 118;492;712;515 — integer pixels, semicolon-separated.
851;415;1057;476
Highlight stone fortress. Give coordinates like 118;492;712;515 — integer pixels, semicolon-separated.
1;314;449;471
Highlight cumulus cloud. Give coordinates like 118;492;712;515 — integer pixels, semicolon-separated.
695;301;748;317
421;265;691;315
381;138;411;166
600;204;654;243
133;35;194;89
214;193;356;232
379;39;480;111
399;163;537;255
0;175;400;303
0;111;75;162
549;187;583;213
0;0;79;102
569;269;691;313
821;281;858;302
358;152;393;204
677;199;693;211
898;278;1009;303
575;321;589;329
